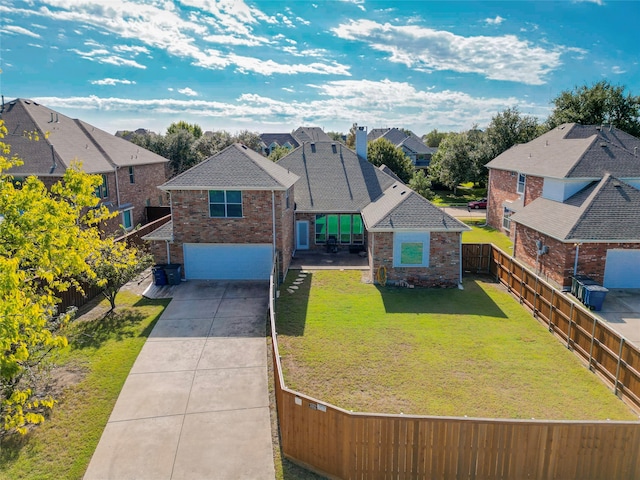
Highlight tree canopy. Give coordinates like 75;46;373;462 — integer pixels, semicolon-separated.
0;120;117;435
166;121;203;138
422;129;449;148
367;137;415;184
547;81;640;137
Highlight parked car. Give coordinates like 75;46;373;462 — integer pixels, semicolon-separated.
467;198;487;209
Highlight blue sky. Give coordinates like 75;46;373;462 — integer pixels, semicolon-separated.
1;0;638;136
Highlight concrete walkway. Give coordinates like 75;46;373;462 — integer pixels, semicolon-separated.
84;280;275;480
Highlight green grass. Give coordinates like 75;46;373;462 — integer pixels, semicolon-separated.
276;271;637;421
431;185;486;206
462;221;514;251
0;292;169;480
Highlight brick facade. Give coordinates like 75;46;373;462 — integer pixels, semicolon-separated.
368;231;461;287
514;223;640;289
156;187;294;278
488;169;544;243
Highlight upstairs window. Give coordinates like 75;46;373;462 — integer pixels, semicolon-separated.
128;166;135;184
517;173;526;194
503;207;514;231
96;174;109;198
209;190;242;218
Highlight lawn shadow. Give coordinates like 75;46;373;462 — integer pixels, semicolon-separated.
274;271;313;336
70;309;146;349
0;431;32;466
376;276;508;318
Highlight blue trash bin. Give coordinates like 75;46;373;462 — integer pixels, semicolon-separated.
571;275;591;298
583;285;608;311
577;278;598;303
152;265;168;286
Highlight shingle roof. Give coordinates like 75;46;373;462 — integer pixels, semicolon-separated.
362;182;469;232
277;142;395;212
259;133;299;149
160;143;298;190
0;98;168;176
510;175;640;242
291;127;332;143
486;123;640;179
400;135;434;155
142;220;174;241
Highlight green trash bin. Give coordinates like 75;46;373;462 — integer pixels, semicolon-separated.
164;264;182;285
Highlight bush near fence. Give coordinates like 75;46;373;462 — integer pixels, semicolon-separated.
269;246;640;480
56;214;171;312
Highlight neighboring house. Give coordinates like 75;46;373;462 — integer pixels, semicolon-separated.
486;123;640;289
145;129;469;286
259;133;299;156
258;127;331;157
0;98;169;235
368;127;436;169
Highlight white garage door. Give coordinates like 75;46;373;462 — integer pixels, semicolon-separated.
603;249;640;288
183;243;273;280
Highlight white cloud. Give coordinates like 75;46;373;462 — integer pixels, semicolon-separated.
91;78;137;86
1;1;345;77
485;16;505;25
612;65;626;74
31;79;549;134
573;0;604;5
27;43;44;48
68;47;147;69
332;19;563;85
178;87;199;97
2;25;41;38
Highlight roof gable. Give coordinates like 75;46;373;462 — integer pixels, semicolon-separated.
362;182;469;232
0;98;168;176
510;175;640;242
277;142;395;212
486;123;640;179
291;127;332;144
160;143;299;191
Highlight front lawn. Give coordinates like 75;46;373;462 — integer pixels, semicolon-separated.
0;291;169;480
276;271;636;420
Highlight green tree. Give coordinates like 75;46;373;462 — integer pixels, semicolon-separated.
0;121;113;435
87;240;153;311
408;169;434;199
192;131;234;160
268;145;291;162
234;130;262;151
428;131;477;194
166;120;203;139
346;123;357;149
422;129;449;148
327;131;346;143
547;81;640;136
367;138;414;184
165;129;200;176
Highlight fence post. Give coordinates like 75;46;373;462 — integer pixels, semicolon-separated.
566;302;574;350
548;289;555;332
614;338;625;397
519;269;525;304
588;317;598;372
532;275;539;318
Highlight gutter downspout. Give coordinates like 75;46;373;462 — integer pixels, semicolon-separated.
573;243;581;275
166;240;171;264
114;165;121;208
272;190;277;267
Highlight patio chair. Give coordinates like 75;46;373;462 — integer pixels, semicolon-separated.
326;235;338;253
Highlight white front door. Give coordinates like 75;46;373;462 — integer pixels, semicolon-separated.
296;220;310;250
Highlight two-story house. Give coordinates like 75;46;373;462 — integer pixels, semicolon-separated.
0;98;169;236
486;123;640;289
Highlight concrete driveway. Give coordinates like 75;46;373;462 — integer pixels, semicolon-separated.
84;280;274;480
597;289;640;348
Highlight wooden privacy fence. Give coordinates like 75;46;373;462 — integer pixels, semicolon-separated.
469;244;640;414
269;257;640;480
